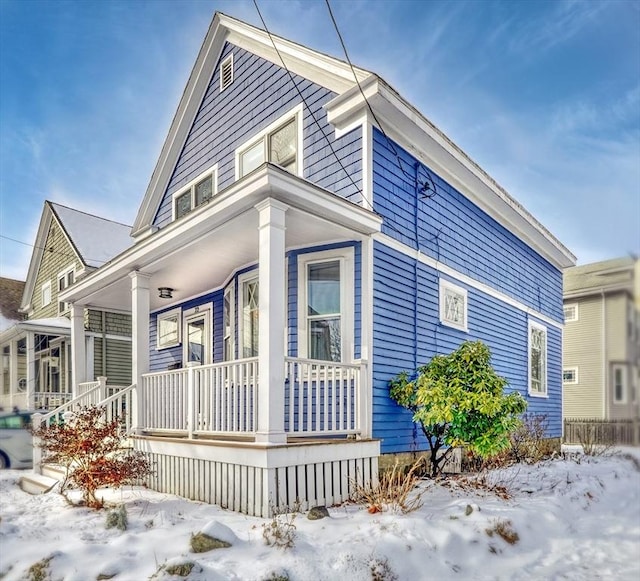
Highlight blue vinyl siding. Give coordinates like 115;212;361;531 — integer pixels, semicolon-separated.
372;241;562;454
149;290;223;372
372;128;563;322
153;43;362;228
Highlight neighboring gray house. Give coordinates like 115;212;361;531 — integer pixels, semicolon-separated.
0;201;133;411
563;256;640;422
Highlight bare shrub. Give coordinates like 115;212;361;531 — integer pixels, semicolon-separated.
444;469;516;500
32;405;152;509
370;556;399;580
577;423;616;456
485;519;519;544
351;459;424;514
262;501;300;549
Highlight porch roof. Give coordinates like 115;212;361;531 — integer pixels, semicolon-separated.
0;317;71;344
61;164;382;312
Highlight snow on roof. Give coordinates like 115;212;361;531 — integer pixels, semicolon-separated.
19;317;72;330
51;203;132;268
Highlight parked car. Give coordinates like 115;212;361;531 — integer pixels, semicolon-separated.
0;410;34;469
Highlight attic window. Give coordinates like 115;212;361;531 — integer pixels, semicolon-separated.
220;54;234;92
172;165;218;221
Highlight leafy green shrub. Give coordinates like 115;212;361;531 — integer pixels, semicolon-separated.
390;341;527;477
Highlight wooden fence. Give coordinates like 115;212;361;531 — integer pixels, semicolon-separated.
563;418;639;446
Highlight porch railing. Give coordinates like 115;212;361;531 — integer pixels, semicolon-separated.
140;357;362;438
285;357;361;436
32;378;135;473
141;358;258;437
32;391;73;411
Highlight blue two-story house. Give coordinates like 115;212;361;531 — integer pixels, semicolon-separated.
59;12;575;516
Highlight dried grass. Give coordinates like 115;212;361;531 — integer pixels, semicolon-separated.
351;459;425;514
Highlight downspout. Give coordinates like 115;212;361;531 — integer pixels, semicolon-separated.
413;162;420;370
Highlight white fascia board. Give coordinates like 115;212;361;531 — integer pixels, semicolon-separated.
221;13;369;93
131;15;226;238
131;11;371;239
326;77;576;270
63;165;381;306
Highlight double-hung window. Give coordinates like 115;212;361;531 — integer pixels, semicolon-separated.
613;364;627;404
57;267;75;314
223;284;235;360
173;165;218;221
528;320;547;397
41;280;52;307
298;248;354;362
236;104;303;179
157;308;181;349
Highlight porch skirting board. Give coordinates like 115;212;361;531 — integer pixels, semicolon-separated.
132;436;380;517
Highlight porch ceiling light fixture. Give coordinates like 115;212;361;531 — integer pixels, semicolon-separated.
158;287;174;299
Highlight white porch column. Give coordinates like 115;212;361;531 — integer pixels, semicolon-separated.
26;332;35;409
255;198;288;444
130;271;151;431
70;304;86;393
9;339;17;408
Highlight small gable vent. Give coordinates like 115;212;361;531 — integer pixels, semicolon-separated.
220;54;234;92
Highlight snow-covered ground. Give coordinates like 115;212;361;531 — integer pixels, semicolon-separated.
1;449;639;581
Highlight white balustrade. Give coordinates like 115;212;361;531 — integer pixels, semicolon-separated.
285;358;361;436
140;357;361;438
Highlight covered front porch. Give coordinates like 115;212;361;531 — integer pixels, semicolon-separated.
59;165;382;515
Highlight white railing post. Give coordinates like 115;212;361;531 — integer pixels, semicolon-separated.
186;362;198;439
32;412;43;474
97;376;107;402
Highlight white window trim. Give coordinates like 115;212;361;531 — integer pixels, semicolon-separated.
528;320;548;398
563;367;578;385
237;270;259;359
612;364;627;404
182;303;213;366
297;247;354;363
171;163;219;221
564;303;579;322
41;280;52;307
234;103;304;180
439;279;468;332
57;266;76;315
156;307;182;350
220;53;234;92
223;283;235;361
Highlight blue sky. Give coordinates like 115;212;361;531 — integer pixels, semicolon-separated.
1;0;638;280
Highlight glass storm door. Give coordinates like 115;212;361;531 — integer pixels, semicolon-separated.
183;310;211;365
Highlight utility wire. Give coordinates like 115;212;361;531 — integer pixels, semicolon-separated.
324;0;438;199
252;0;376;213
0;234;106;265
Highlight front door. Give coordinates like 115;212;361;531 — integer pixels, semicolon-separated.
183;307;212;366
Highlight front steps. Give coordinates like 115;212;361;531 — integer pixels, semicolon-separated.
19;464;66;495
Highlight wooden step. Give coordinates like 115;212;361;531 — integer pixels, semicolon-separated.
19;473;59;495
41;463;67;482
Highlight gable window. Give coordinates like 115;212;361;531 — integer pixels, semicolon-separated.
439;279;468;332
298;248;354;362
57;267;75;314
157;308;181;350
223;284;235;360
564;304;578;322
236;104;303;179
613;364;627;404
528;320;547;397
41;281;52;307
563;367;578;384
239;273;259;358
172;165;218;221
220;53;234;92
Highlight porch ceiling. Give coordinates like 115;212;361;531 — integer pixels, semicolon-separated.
62;164;381;312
